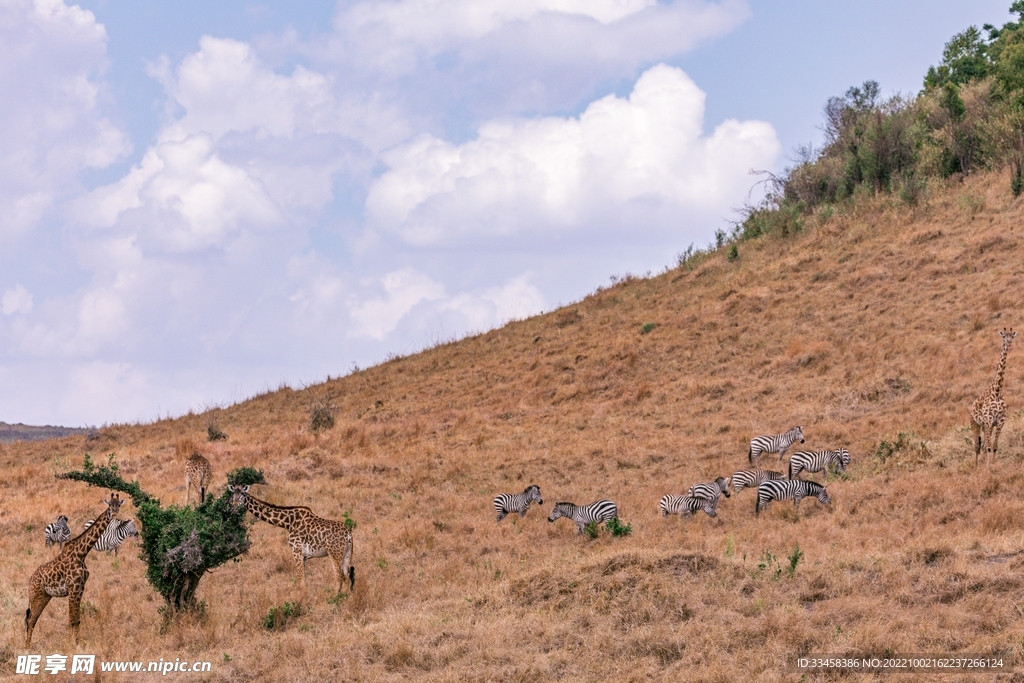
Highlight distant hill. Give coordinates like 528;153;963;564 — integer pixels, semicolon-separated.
0;421;90;443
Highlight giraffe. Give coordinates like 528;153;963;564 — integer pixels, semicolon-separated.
228;485;355;594
970;327;1016;466
185;451;212;505
25;493;124;646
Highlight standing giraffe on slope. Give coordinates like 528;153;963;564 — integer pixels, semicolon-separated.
228;485;355;594
185;450;212;505
970;328;1016;466
25;493;123;646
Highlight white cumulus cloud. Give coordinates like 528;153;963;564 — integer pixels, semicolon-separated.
2;285;33;316
0;0;128;240
366;64;779;245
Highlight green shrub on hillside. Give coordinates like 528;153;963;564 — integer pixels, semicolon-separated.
736;3;1024;242
59;457;265;613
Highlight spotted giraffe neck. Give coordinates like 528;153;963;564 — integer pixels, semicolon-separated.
63;505;114;558
990;337;1014;398
242;494;302;530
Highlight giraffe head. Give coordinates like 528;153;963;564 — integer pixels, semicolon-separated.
105;493;124;517
1001;327;1016;347
228;484;250;507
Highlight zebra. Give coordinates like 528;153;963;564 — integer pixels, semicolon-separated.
82;518;139;556
788;448;851;480
755;480;831;516
730;468;786;494
548;500;618;535
44;515;71;549
748;426;805;463
493;485;543;522
687;476;731;503
660;494;718;519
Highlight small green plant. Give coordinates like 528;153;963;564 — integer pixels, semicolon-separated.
583;521;600;539
376;557;389;571
327;592;349;606
757;549;782;580
606;516;632;537
728;244;739;261
640;323;657;335
725;534;735;558
342;510;357;531
223;654;232;663
788;544;804;577
263;601;304;630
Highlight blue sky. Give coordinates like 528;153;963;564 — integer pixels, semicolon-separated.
0;0;1013;426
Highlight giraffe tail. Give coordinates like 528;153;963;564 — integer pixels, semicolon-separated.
349;566;356;590
24;607;30;630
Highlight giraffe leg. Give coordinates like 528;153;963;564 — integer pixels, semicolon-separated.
342;536;353;591
185;474;192;506
68;589;83;644
990;423;1005;466
971;419;982;463
25;591;52;647
289;536;307;589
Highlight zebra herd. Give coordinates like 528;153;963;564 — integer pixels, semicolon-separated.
43;513;139;556
496;426;848;534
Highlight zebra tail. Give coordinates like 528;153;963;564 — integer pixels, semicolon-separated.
748;444;753;464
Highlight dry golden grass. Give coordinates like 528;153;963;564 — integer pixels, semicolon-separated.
3;169;1024;681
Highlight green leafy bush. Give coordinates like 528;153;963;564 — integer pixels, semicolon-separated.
606;516;633;537
58;457;265;612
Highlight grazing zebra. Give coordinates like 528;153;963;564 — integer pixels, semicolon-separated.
44;515;71;549
660;494;718;519
548;500;618;535
730;469;785;494
755;480;831;516
686;477;731;505
493;485;544;522
788;448;851;480
748;426;805;463
82;518;139;556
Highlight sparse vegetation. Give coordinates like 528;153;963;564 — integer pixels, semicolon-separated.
5;13;1024;672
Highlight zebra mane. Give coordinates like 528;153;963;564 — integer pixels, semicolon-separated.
524;484;540;493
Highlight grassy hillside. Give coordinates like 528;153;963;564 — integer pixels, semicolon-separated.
2;168;1024;681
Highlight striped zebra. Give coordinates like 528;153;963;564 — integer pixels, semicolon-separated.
493;485;543;522
44;515;71;549
82;518;139;556
686;477;731;505
660;494;718;519
788;448;851;480
730;469;785;494
548;500;618;535
755;480;831;516
748;426;805;463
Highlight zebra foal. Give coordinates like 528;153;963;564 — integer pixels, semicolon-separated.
660;494;718;519
83;518;139;556
44;515;71;549
748;426;805;463
686;477;731;505
788;448;850;480
493;485;543;522
548;500;618;535
730;469;785;494
755;480;831;516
